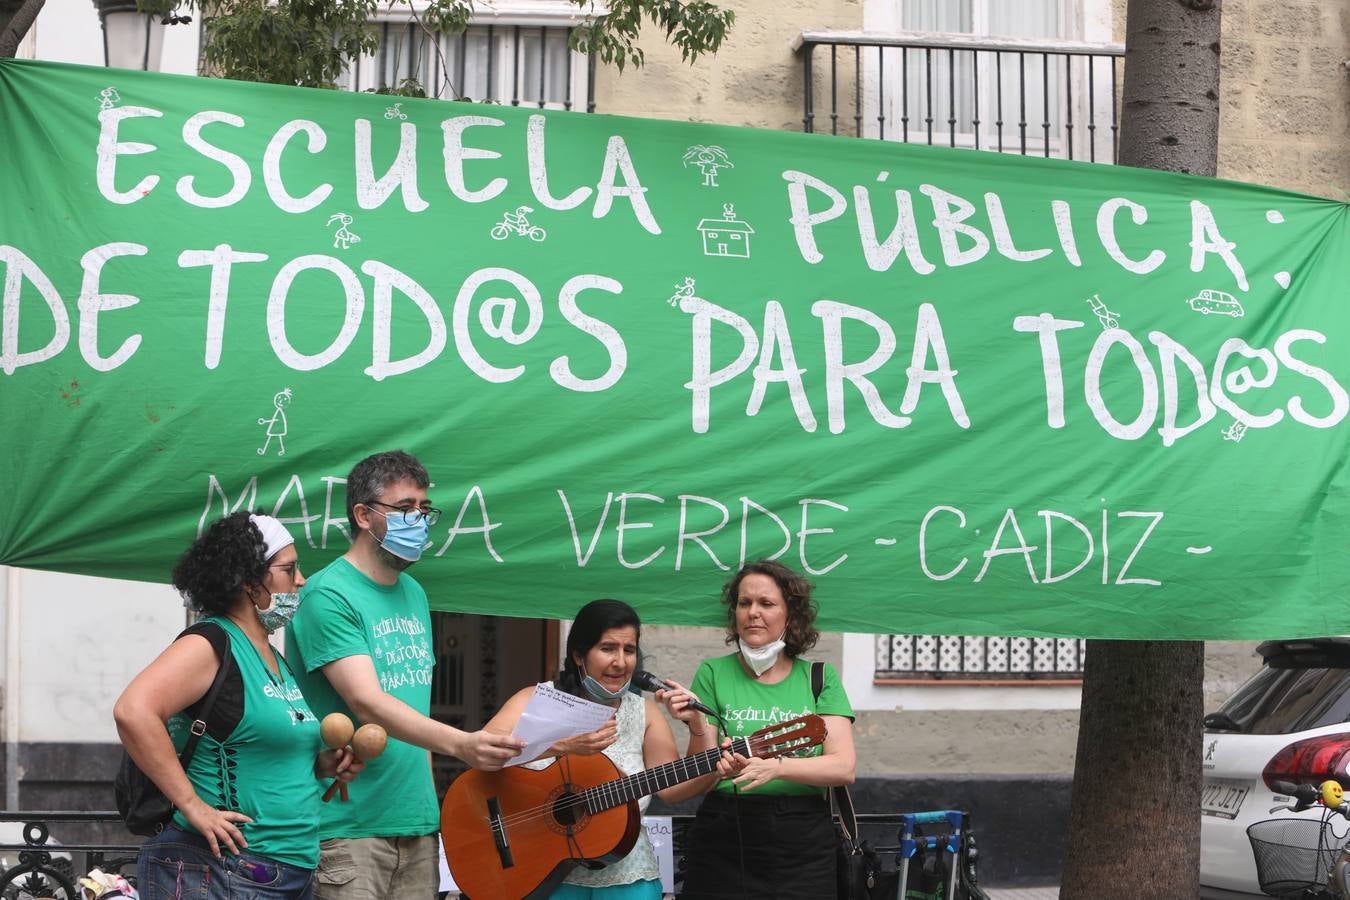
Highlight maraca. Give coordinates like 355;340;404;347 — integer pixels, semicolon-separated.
320;713;355;801
322;723;387;802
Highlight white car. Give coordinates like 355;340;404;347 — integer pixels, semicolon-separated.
1200;638;1350;899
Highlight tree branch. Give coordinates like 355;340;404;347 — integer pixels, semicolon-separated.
0;0;44;59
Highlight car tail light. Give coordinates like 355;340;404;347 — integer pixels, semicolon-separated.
1263;733;1350;790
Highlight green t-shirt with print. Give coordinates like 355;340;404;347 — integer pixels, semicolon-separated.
690;652;854;797
169;617;324;868
285;556;439;840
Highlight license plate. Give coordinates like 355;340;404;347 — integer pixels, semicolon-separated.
1202;778;1250;819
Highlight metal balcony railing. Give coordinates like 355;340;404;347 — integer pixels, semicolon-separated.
794;30;1125;163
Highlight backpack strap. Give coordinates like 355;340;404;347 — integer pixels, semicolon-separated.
811;661;860;844
176;621;233;768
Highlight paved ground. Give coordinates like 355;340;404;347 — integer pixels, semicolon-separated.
986;888;1060;900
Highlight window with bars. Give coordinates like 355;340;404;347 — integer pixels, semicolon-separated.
875;634;1087;682
343;19;594;111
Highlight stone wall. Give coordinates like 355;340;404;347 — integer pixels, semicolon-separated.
1216;2;1349;197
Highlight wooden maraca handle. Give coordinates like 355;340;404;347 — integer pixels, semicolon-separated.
322;723;388;802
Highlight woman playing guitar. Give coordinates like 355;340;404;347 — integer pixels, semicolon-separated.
480;598;711;900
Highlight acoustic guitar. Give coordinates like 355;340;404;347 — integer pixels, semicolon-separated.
441;714;827;900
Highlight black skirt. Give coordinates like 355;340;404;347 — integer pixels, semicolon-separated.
679;791;837;900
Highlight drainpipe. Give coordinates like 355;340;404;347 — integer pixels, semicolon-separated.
4;565;19;810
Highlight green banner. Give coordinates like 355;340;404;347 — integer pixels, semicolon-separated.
2;59;1348;639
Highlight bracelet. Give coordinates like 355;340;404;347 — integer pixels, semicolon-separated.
687;728;708;737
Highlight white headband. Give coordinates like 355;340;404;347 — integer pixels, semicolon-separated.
249;514;295;561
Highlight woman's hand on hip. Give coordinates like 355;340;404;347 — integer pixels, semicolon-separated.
178;795;252;858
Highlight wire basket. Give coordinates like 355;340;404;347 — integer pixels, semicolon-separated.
1247;817;1347;897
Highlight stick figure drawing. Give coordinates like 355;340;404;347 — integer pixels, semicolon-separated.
257;388;293;456
326;213;361;250
682;145;734;187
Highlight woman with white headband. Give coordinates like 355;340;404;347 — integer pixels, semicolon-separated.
115;511;363;899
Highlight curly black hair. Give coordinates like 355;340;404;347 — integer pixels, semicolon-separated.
171;511;268;616
721;559;820;658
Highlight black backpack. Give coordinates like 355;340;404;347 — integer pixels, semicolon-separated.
114;622;233;836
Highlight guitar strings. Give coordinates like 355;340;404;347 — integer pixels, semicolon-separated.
487;731;813;831
489;743;743;830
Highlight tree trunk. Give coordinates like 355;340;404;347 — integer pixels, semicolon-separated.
0;0;44;59
1059;2;1221;898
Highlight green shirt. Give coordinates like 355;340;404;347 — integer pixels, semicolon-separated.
690;653;854;797
169;617;323;868
284;557;439;840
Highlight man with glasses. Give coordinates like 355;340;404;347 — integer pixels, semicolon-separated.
286;449;525;900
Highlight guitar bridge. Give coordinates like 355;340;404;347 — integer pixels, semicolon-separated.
486;796;514;870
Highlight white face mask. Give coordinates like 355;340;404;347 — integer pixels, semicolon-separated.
738;631;787;677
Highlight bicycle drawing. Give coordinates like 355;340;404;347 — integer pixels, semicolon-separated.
385;102;407;120
491;206;547;242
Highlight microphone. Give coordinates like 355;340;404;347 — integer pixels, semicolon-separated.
633;669;717;718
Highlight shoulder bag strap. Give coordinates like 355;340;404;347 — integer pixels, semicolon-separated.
177;623;234;768
812;661;860;845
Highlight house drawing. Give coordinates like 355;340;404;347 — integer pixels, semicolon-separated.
697;203;755;258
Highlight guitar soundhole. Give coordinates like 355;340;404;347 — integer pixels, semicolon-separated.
546;784;590;834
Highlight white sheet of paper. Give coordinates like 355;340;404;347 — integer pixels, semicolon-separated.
507;682;618;766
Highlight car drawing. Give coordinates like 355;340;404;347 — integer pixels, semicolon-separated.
1188;289;1245;318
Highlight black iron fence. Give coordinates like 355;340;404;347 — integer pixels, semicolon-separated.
0;810;137;899
795;30;1125;163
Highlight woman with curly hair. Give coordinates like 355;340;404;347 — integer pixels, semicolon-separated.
114;511;363;899
668;560;856;899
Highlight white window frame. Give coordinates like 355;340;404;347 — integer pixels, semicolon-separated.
346;1;598;110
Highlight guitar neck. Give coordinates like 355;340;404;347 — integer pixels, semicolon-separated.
580;736;751;813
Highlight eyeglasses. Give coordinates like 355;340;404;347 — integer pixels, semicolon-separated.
269;562;299;578
365;501;442;526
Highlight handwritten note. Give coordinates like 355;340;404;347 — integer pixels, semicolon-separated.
508;682;617;766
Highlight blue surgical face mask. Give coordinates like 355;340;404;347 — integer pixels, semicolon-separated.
257;592;301;633
581;663;631;702
376;511;430;562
